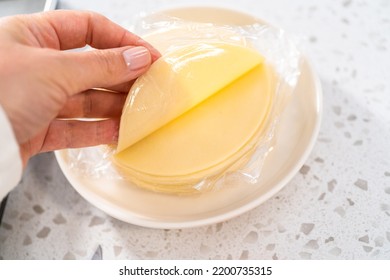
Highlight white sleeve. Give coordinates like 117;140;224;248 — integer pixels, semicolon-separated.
0;104;23;200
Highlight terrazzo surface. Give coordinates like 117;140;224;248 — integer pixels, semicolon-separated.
0;0;389;259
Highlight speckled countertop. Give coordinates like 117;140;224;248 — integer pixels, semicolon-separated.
1;0;389;260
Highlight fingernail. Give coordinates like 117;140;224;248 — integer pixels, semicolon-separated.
137;38;161;60
123;46;151;71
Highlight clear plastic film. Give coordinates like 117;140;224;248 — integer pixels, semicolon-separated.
67;13;302;194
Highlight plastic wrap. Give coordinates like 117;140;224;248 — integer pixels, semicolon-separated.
67;13;302;194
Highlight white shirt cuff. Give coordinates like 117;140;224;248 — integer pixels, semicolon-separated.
0;104;22;200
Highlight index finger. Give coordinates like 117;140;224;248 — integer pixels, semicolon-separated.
21;10;160;60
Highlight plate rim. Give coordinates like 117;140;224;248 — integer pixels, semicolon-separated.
55;7;323;229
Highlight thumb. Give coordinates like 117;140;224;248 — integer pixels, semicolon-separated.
57;46;152;94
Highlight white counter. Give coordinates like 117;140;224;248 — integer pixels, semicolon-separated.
0;0;389;259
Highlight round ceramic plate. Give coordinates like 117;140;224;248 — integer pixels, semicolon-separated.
55;7;322;229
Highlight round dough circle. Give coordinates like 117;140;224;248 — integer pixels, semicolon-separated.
114;27;274;189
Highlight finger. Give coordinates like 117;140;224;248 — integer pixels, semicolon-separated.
39;118;119;152
17;10;160;60
58;89;126;118
54;45;151;93
105;80;135;93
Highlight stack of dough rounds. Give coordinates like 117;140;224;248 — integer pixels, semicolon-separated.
113;27;275;194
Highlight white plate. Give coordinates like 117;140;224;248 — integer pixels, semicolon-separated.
55;7;322;229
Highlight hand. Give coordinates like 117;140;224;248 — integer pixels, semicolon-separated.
0;10;160;166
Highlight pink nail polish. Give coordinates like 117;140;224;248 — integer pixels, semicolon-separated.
122;46;151;71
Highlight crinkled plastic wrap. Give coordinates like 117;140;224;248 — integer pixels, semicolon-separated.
67;14;302;194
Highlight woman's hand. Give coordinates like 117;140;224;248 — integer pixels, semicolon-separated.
0;10;160;166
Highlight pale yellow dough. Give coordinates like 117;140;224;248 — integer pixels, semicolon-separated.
117;43;264;152
114;40;274;192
